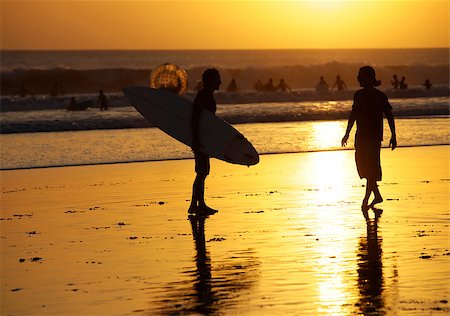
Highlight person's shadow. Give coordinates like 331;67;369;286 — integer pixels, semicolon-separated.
356;216;385;314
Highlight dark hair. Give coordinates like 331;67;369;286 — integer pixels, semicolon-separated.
202;68;220;84
358;66;381;87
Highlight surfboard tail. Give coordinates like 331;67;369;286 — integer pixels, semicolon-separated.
224;135;259;166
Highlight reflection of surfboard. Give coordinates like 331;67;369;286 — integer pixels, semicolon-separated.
123;86;259;166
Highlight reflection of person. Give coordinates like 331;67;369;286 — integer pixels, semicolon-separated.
391;75;399;90
357;218;384;313
341;66;397;218
12;84;32;98
276;78;291;92
423;79;432;90
227;78;239;92
332;75;347;91
188;214;216;312
315;76;329;92
399;76;408;90
97;89;109;110
262;78;276;92
189;68;221;215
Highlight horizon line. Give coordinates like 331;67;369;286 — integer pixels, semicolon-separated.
1;47;449;52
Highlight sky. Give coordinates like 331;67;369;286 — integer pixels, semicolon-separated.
1;0;448;50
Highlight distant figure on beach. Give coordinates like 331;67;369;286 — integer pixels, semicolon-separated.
276;78;292;92
189;68;221;215
262;78;276;92
194;80;203;92
12;84;33;98
67;97;78;111
50;83;64;97
332;75;347;91
391;75;399;90
315;76;329;92
97;89;109;110
399;76;408;90
254;79;263;92
341;66;397;219
423;79;432;90
227;78;239;92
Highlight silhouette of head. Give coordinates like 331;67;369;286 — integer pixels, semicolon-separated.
358;66;381;87
202;68;221;91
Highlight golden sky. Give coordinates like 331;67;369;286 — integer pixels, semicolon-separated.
1;0;448;50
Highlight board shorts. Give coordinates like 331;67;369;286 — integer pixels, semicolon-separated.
355;139;382;181
194;151;210;177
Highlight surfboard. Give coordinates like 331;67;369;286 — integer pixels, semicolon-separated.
122;86;259;166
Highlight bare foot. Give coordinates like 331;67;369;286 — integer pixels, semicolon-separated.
369;197;383;209
196;205;218;215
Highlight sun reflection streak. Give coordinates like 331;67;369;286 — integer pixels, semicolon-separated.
300;149;359;314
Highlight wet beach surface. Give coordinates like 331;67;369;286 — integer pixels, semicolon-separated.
1;146;449;315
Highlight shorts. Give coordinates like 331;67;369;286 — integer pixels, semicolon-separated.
355;139;382;181
194;151;210;177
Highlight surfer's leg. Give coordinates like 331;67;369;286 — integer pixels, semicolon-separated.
189;174;204;212
369;180;383;208
362;179;372;208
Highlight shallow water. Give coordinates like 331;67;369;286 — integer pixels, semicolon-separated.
1;117;449;170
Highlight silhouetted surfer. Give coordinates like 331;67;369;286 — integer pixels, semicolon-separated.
97;89;109;110
342;66;397;219
315;76;329;92
227;78;239;92
189;68;221;215
276;78;292;92
332;75;347;91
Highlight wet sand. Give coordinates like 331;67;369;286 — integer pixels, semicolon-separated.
1;145;449;315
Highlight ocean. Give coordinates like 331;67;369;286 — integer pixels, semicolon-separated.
0;49;449;170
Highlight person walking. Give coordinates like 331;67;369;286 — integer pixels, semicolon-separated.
341;66;397;219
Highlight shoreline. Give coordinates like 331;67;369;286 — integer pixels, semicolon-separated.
1;143;448;172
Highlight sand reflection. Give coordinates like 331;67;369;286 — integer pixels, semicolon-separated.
154;214;260;314
356;218;385;314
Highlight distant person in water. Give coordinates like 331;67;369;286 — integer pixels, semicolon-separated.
12;84;32;98
194;80;203;92
262;78;276;92
276;78;292;92
341;66;397;219
332;75;347;91
97;89;109;110
315;76;329;92
254;79;263;92
50;83;64;97
227;78;239;92
391;75;399;89
423;79;432;90
189;68;221;215
399;76;408;90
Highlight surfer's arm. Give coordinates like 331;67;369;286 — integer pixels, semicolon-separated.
341;110;356;147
